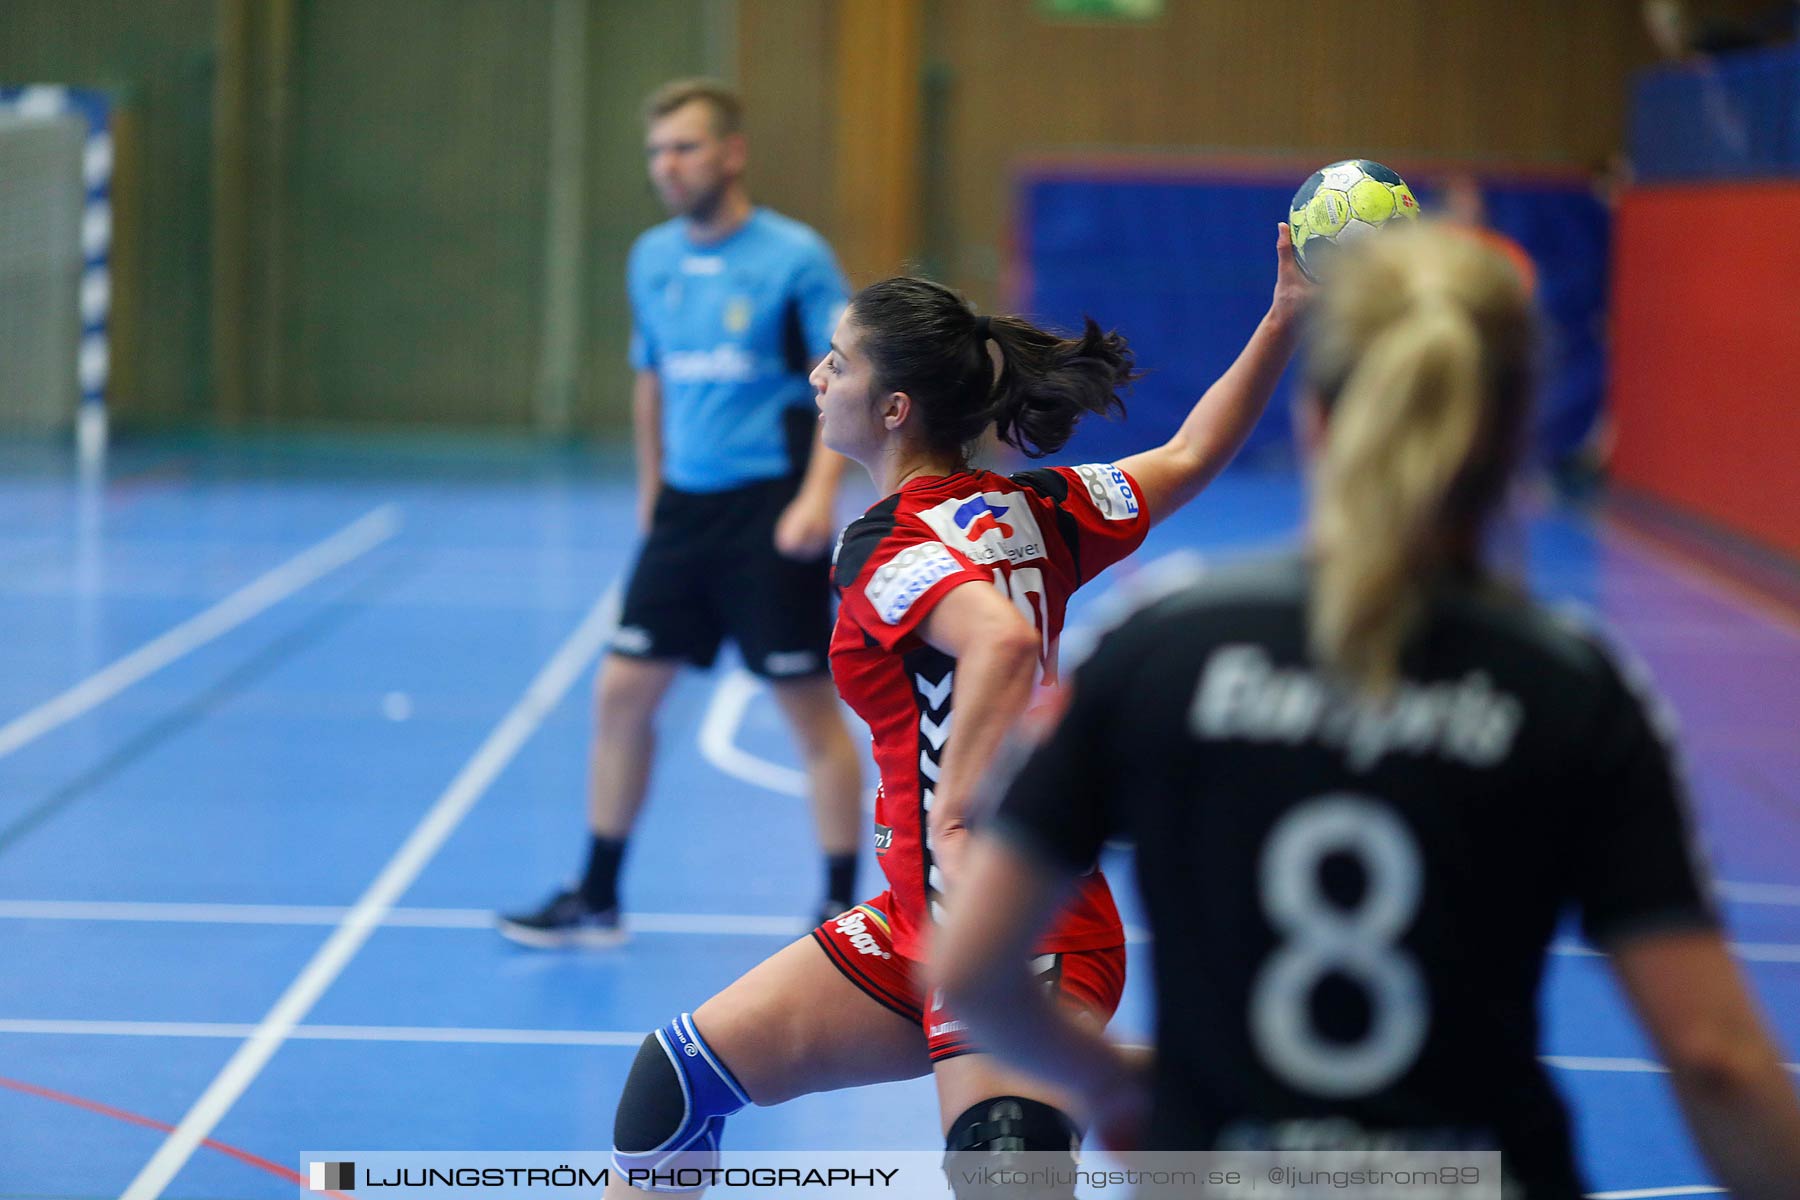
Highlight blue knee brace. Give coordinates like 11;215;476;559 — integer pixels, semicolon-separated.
611;1014;751;1189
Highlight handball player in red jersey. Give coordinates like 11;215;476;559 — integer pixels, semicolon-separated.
602;226;1309;1199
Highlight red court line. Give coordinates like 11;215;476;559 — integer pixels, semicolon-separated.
1602;492;1800;636
0;1073;353;1197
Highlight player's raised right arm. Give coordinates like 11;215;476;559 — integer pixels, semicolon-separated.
631;369;662;534
1115;223;1310;527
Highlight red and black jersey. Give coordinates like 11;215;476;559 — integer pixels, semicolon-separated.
830;463;1150;959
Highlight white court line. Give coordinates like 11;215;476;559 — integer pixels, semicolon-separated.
1544;1055;1670;1074
7;899;1800;962
0;1018;641;1047
1550;938;1800;965
1588;1188;1726;1199
1718;880;1800;907
1545;1055;1800;1077
0;899;806;936
1604;516;1800;641
0;505;402;762
4;1018;1794;1081
597;911;805;937
696;667;808;797
118;583;620;1200
1717;941;1800;964
1552;941;1608;959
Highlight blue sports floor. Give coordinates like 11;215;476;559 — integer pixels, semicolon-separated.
0;433;1794;1199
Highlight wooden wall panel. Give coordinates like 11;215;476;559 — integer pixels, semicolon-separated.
576;0;713;430
927;0;1660;304
0;0;1672;432
262;0;712;429
739;0;922;286
737;0;838;242
0;0;218;427
279;0;553;426
832;0;925;284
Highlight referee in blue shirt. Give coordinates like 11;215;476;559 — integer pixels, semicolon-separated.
500;80;863;945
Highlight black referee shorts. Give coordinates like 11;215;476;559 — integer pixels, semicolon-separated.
611;474;832;680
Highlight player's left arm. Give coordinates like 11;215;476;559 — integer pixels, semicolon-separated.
931;639;1150;1148
775;245;854;560
1572;640;1800;1197
1115;223;1310;527
918;579;1043;886
932;833;1150;1147
1610;930;1800;1199
775;427;849;560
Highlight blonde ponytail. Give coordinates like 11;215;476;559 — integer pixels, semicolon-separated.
1304;227;1533;696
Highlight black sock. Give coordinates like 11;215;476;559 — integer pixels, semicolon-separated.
824;853;858;909
579;835;627;911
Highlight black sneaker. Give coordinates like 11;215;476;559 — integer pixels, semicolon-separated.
496;888;626;949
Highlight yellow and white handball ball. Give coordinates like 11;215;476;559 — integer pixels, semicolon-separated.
1289;159;1421;282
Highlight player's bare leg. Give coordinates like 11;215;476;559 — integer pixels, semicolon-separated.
588;653;682;837
694;936;928;1101
933;1003;1111;1190
933;1052;1084;1139
604;937;930;1199
768;674;864;913
496;653;679;946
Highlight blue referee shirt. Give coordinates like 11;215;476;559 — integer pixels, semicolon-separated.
628;208;849;493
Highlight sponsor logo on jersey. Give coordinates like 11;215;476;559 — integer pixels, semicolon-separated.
872;823;893;856
955;495;1013;539
1191;644;1524;770
723;295;753;334
918;491;1046;567
1074;463;1140;521
865;542;961;624
679;254;725;276
833;906;892;959
661;345;761;384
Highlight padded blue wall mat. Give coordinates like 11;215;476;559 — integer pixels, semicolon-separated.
1017;165;1610;468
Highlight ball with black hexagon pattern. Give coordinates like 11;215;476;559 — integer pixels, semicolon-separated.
1289;159;1421;283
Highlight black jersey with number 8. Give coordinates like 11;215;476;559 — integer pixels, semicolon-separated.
993;554;1719;1198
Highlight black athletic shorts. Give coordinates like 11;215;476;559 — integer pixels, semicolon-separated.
611;473;832;679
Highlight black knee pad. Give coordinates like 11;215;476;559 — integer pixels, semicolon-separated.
611;1016;750;1191
612;1033;689;1154
943;1096;1081;1199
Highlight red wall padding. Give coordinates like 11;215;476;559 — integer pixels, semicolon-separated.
1609;184;1800;560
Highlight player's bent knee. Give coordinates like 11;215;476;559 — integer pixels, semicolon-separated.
942;1096;1081;1199
596;664;665;719
611;1015;751;1192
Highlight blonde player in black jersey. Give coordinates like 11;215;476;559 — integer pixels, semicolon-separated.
934;225;1800;1199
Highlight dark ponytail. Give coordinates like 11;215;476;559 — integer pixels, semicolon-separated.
849;277;1135;460
986;313;1134;457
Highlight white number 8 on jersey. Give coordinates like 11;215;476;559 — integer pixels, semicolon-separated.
1250;794;1429;1098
